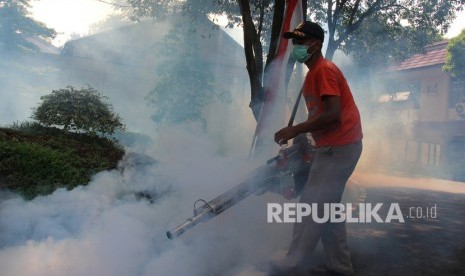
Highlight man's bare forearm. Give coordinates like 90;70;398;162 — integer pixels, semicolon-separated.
274;96;341;144
293;112;339;134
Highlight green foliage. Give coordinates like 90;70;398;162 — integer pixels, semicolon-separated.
0;0;56;52
0;125;125;199
145;28;231;125
126;0;271;120
8;120;44;132
0;141;84;198
126;0;464;65
444;29;465;80
126;0;240;25
32;86;125;135
125;0;273;58
342;14;442;66
124;0;270;50
307;0;464;62
124;0;465;118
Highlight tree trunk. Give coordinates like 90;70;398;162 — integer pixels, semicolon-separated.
325;39;338;61
325;18;338;61
265;0;286;68
238;0;264;121
239;0;307;121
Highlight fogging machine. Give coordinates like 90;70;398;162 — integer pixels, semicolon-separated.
166;140;314;239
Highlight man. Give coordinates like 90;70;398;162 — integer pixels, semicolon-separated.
272;21;363;276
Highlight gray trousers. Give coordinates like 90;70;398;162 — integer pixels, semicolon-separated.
285;141;362;275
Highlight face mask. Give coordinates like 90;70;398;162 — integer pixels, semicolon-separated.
291;42;318;63
291;45;310;63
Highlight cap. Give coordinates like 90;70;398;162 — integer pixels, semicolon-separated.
283;21;324;42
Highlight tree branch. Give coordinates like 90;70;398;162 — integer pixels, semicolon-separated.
379;3;414;14
94;0;132;8
265;0;285;66
238;0;263;120
257;0;265;38
335;0;383;45
347;0;361;26
327;0;334;26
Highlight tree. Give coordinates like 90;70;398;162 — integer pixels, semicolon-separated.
341;14;442;67
119;0;463;119
119;0;292;120
145;28;230;125
309;0;464;62
444;29;465;80
0;0;56;52
32;86;125;135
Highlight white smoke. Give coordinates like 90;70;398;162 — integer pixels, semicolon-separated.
0;16;295;276
0;123;293;276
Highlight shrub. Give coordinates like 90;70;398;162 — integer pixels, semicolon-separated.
32;86;125;135
0;126;125;199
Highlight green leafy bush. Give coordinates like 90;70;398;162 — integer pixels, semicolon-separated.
32;86;125;135
444;30;465;80
0;125;125;199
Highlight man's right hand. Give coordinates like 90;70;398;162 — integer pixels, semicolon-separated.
274;126;298;145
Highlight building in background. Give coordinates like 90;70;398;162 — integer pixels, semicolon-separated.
1;15;254;154
58;15;253;153
368;40;465;180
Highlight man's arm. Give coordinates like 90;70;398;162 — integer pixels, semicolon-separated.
274;95;341;145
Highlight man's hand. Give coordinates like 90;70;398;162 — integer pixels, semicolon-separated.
274;126;298;145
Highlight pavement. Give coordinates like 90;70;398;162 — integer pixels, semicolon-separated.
237;172;465;276
346;172;465;276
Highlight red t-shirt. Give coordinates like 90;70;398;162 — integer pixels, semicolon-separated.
303;56;363;147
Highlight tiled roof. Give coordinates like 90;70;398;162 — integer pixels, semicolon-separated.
386;40;449;72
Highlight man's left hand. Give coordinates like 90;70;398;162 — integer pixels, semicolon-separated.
274;126;298;145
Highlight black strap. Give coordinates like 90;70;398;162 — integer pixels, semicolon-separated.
287;86;304;127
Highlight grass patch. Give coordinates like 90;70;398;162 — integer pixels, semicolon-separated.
0;123;125;199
